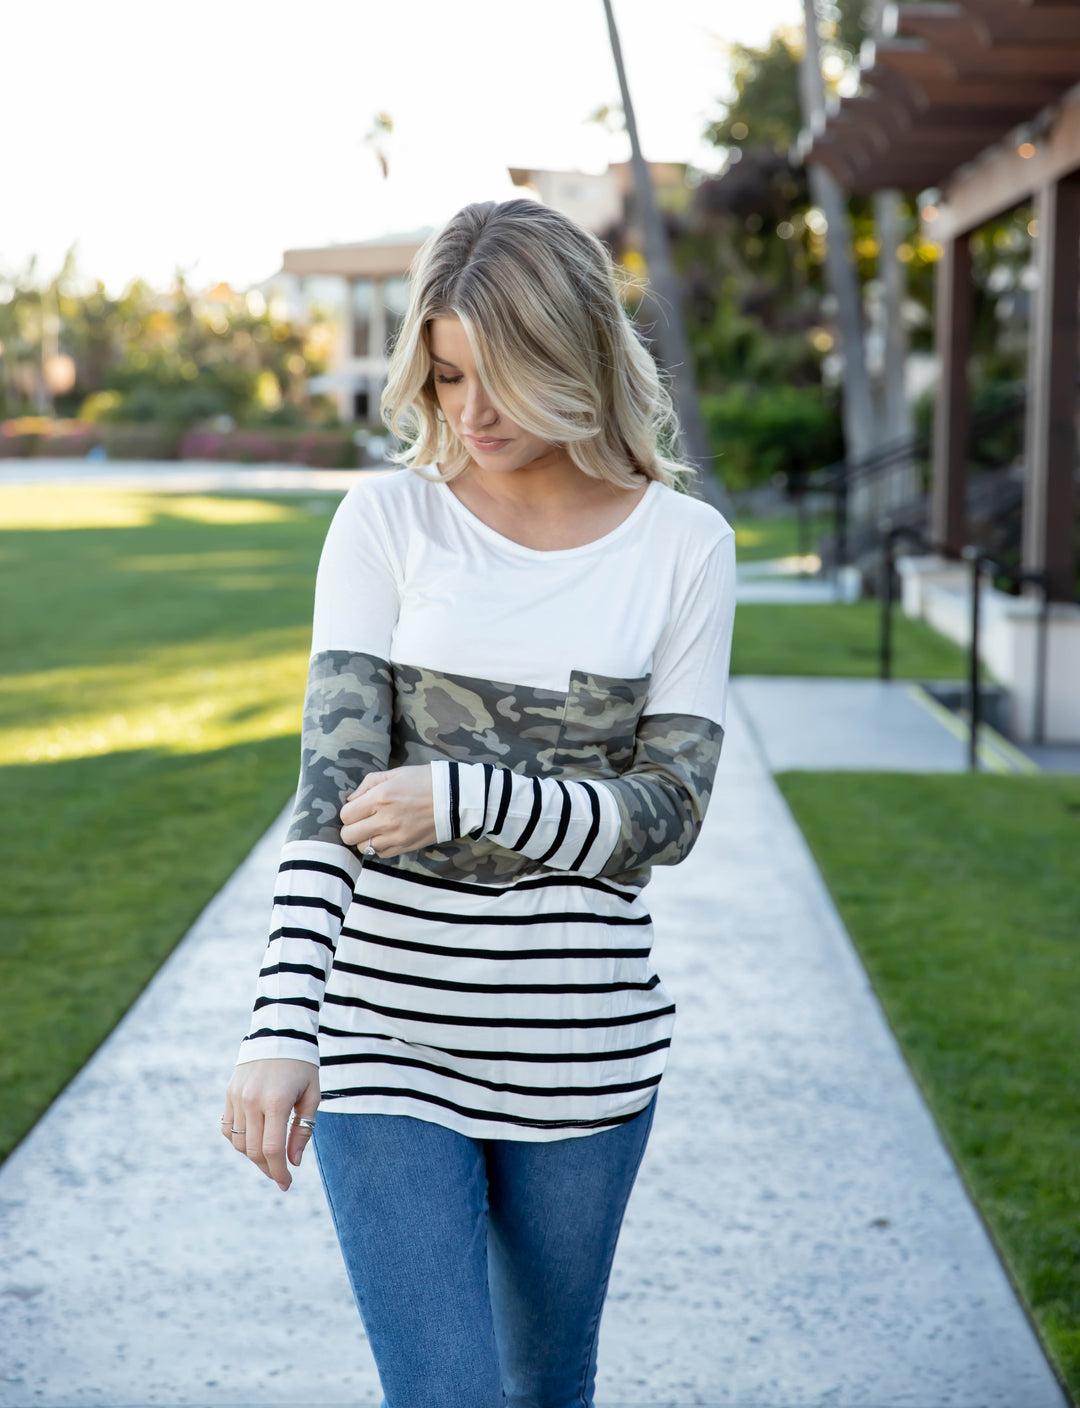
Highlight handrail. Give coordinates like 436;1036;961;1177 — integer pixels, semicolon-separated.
796;386;1029;576
878;520;1052;769
811;382;1028;492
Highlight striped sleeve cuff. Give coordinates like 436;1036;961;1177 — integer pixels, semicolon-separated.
430;759;493;843
237;839;361;1067
431;760;621;877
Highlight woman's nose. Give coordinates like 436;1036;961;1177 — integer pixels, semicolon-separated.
462;380;498;429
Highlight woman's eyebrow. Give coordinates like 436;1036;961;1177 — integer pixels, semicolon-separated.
430;354;460;367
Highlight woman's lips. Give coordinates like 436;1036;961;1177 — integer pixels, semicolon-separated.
467;434;511;451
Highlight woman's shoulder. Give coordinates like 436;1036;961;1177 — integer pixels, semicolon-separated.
648;479;736;558
334;465;441;531
340;464;429;507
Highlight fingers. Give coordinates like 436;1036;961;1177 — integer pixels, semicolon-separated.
347;771;388;801
340;789;379;827
287;1085;319;1168
261;1104;292;1191
244;1105;269;1179
339;786;381;852
221;1095;237;1145
227;1091;247;1152
222;1081;289;1190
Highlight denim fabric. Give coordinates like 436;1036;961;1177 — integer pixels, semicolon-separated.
312;1094;658;1408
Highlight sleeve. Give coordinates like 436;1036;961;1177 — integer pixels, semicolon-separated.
235;483;400;1066
428;530;736;881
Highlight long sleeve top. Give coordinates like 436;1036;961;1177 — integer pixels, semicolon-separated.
235;466;737;1140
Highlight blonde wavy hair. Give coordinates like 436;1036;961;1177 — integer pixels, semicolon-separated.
380;198;696;490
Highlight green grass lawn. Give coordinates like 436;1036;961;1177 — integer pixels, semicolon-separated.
0;485;342;1162
731;600;988;680
776;770;1080;1396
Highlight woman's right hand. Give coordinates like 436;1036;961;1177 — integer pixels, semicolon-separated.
222;1058;321;1192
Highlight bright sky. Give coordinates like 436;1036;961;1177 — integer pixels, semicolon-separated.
3;0;801;296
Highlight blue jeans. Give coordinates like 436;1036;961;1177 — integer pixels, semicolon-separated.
312;1093;658;1408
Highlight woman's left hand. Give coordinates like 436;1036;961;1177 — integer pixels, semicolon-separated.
340;765;438;858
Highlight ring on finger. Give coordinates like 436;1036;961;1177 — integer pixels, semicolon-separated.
231;1127;246;1135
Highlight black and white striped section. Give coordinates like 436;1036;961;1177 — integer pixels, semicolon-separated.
430;759;621;877
238;839;362;1065
313;858;673;1139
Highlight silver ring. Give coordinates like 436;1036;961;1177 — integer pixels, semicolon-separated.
364;842;377;857
297;1118;316;1130
231;1127;245;1135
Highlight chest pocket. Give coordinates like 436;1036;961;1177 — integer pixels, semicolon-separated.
553;669;652;777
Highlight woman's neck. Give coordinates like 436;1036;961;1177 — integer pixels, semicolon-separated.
443;454;650;552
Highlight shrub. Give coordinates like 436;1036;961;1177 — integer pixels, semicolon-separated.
178;426;359;468
701;382;844;489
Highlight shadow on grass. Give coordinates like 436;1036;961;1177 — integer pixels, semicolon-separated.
0;734;302;1164
2;506;329;681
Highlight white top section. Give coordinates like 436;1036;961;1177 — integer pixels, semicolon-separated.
311;465;736;724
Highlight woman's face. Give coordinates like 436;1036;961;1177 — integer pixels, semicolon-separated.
428;314;559;475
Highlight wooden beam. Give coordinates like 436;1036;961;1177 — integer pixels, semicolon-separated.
894;2;1080;67
936;86;1080;237
966;0;1080;40
931;235;973;552
1022;172;1080;601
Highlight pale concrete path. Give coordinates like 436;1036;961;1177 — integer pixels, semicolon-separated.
0;458;378;494
0;692;1066;1407
732;676;980;773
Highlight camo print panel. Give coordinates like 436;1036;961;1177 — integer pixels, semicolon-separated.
385;662;563;884
389;662;566;771
384;661;653;886
285;650;394;846
554;670;652;775
599;712;725;884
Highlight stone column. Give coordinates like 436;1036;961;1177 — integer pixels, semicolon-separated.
337;278;356;423
1023;174;1080;602
930;233;972;554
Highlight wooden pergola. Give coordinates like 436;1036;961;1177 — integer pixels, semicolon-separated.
798;0;1080;602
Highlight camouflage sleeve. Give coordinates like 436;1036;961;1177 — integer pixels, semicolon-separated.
237;482;400;1067
589;713;724;879
430;712;722;882
237;649;394;1066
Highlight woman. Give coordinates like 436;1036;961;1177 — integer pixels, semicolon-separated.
222;197;736;1408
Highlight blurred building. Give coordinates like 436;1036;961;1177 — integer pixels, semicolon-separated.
259;162;689;427
801;0;1080;745
508;161;691;254
259;233;430;423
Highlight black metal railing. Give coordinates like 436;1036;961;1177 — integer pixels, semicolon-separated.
804;386;1029;573
878;520;1052;769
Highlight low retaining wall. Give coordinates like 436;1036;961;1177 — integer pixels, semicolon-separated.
897;554;1080;744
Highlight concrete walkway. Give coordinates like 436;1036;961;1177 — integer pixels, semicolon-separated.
729;675;1046;774
0;458;377;494
0;689;1065;1407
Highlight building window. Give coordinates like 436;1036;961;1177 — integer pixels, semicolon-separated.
352;279;373;358
353;388;370;420
385;275;409;353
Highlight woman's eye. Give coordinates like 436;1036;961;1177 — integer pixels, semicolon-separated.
435;374;463;385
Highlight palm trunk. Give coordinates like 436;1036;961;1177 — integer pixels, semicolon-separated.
799;0;877;519
602;0;733;518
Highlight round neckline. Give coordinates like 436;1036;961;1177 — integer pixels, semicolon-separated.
433;472;660;560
